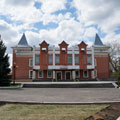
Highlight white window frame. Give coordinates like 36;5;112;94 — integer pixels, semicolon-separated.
48;55;53;65
75;55;79;65
55;55;60;64
68;55;72;64
65;71;71;80
29;59;33;67
56;71;62;80
87;56;92;65
83;70;89;78
35;55;40;65
38;70;43;78
47;70;53;78
29;70;33;78
75;70;80;78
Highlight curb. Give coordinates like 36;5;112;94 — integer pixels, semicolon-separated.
0;84;23;89
0;100;120;105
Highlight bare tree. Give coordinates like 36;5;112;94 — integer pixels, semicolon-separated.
106;40;120;72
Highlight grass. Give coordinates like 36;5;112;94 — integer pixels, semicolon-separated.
0;104;108;120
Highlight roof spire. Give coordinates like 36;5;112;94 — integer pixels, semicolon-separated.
94;33;104;46
18;33;29;46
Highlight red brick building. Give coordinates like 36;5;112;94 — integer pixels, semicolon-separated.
12;33;110;81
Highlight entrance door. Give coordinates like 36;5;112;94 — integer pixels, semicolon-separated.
65;71;71;80
56;71;62;80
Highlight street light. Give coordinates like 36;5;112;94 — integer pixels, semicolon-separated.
13;62;17;85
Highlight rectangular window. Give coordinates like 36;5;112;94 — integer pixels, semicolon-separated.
29;59;33;67
68;55;72;64
87;56;92;65
75;56;79;65
47;70;52;78
49;55;53;64
94;59;97;66
83;70;88;78
29;70;33;78
75;70;80;78
36;55;40;65
38;70;43;78
55;55;60;64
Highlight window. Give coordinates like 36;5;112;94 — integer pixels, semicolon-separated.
55;55;60;64
83;70;88;78
49;55;53;64
75;56;79;65
47;70;52;78
94;59;97;66
38;70;43;78
68;55;72;64
29;70;33;78
29;59;33;67
87;56;92;65
75;70;80;78
36;55;40;65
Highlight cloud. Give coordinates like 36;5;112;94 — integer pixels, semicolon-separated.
5;0;34;6
72;0;120;33
37;0;67;14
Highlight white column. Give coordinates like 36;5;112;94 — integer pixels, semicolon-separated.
92;46;95;69
91;70;95;79
72;71;75;80
53;45;55;66
53;70;55;80
32;71;36;80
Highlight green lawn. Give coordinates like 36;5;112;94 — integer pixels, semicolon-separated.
0;104;108;120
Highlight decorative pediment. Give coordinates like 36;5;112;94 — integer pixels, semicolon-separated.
59;41;69;47
39;40;49;47
78;41;87;47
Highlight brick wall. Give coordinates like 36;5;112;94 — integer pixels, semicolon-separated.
95;55;110;78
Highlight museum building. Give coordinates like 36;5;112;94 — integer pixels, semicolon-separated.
12;33;110;81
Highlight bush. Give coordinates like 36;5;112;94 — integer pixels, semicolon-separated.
0;79;11;86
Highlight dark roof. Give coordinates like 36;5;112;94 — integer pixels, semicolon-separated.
94;33;104;46
18;33;29;46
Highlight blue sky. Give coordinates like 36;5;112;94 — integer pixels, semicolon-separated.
0;0;120;65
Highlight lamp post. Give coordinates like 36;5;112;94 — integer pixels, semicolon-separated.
13;62;16;85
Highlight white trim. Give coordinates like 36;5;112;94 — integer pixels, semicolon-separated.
48;65;80;69
56;71;62;80
42;48;46;51
62;48;66;51
38;70;43;78
83;70;89;78
33;66;40;70
65;71;71;80
29;70;33;78
47;70;53;78
29;59;33;67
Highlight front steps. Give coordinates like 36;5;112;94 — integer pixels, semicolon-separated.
23;82;115;88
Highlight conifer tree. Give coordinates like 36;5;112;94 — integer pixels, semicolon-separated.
0;36;11;86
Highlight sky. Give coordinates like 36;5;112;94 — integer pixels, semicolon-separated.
0;0;120;66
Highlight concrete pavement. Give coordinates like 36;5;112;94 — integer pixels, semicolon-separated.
0;88;120;104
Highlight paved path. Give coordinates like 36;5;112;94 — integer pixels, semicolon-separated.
0;88;120;104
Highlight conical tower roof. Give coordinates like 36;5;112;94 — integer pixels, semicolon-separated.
94;33;104;46
18;33;29;46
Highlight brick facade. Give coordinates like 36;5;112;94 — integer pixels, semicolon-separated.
12;34;110;81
